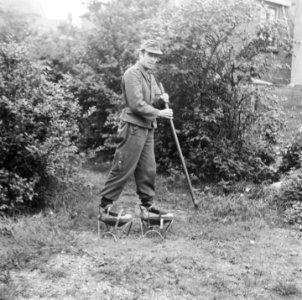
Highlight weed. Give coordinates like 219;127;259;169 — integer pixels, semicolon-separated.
272;281;300;296
197;192;270;223
47;179;95;214
0;271;18;300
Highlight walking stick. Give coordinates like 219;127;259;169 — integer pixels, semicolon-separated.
159;83;199;209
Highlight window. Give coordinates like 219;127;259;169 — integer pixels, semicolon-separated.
267;6;277;21
261;4;278;22
260;4;280;51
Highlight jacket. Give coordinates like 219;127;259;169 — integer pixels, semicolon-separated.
120;62;161;129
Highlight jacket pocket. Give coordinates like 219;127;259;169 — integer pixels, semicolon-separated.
130;124;139;135
130;124;146;137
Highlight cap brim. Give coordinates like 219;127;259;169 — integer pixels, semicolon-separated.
139;48;163;55
147;50;163;55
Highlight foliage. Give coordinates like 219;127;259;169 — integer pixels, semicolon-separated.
29;1;164;154
29;21;85;82
3;0;291;185
145;0;289;182
62;63;122;152
27;22;117;152
0;8;34;42
275;168;302;226
23;0;290;183
279;131;302;173
56;0;166;154
0;39;81;212
83;0;164;92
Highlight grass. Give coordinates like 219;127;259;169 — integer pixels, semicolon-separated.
1;164;302;299
0;166;280;294
272;281;301;297
0;213;74;270
0;165;279;263
1;86;302;299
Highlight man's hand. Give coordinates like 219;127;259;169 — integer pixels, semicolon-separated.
160;93;169;103
158;108;173;119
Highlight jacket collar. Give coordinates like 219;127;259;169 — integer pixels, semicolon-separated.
136;62;152;81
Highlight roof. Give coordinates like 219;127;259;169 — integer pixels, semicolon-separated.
264;0;291;7
251;78;273;85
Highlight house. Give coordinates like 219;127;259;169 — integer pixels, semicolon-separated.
79;0;300;86
259;0;293;84
257;0;302;86
167;0;300;86
290;0;302;86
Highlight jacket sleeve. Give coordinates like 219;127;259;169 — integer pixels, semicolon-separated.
123;69;160;121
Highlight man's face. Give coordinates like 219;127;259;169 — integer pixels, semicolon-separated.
139;51;160;70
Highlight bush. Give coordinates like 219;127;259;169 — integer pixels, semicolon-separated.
68;0;164;155
82;0;164;92
0;40;81;212
150;0;289;182
279;131;302;173
30;1;164;156
26;0;290;184
275;168;302;226
0;9;34;43
62;63;122;154
77;0;288;183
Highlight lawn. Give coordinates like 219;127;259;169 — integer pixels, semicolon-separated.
1;86;302;300
1;164;302;300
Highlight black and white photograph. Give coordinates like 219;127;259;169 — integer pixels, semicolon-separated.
1;0;302;299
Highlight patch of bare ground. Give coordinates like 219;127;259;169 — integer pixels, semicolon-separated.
1;168;302;299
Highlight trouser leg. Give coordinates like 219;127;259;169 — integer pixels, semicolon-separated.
134;128;156;206
100;123;147;203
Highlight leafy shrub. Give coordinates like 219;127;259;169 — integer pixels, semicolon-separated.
0;40;81;212
275;168;302;226
279;131;302;173
150;0;289;182
30;1;164;156
26;0;290;184
76;0;288;183
62;64;122;154
0;9;34;43
69;0;165;155
82;0;164;92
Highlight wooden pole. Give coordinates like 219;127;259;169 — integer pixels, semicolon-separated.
159;83;199;208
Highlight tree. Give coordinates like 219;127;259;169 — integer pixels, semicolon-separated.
41;0;167;154
83;0;164;92
0;8;37;42
147;0;290;182
19;0;291;184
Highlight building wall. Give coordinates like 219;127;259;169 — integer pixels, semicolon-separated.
291;0;302;85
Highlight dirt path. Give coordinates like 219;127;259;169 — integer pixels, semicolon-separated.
8;211;302;300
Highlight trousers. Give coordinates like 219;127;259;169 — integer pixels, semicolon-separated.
100;122;156;205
